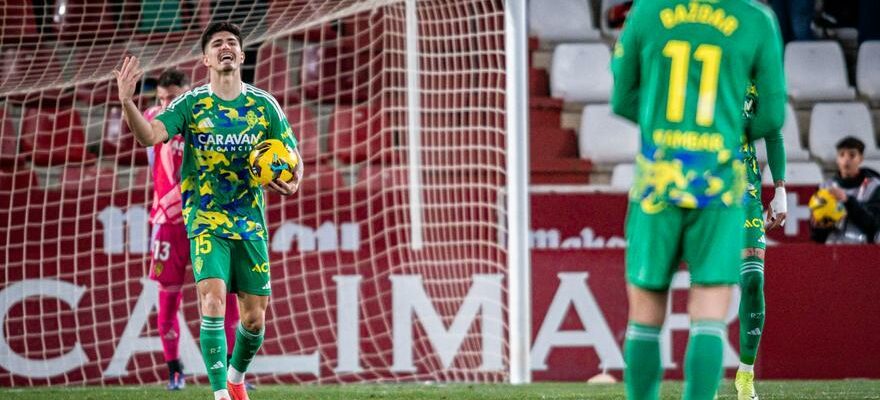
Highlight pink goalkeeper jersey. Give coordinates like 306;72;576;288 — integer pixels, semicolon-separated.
146;105;185;225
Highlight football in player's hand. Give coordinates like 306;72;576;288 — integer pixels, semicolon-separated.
249;139;298;185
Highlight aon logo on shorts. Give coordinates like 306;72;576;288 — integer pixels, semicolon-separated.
251;262;269;274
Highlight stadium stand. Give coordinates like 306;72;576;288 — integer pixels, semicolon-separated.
255;42;298;104
0;168;38;197
610;163;634;190
550;43;612;103
529;97;592;184
864;160;880;174
785;41;856;104
809;102;879;164
0;106;22;168
857;41;880;105
755;103;811;163
761;162;824;186
20;106;94;166
59;164;115;194
51;0;124;44
101;105;150;165
1;0;38;45
283;105;322;163
529;0;601;42
578;104;639;165
599;0;630;38
328;103;389;165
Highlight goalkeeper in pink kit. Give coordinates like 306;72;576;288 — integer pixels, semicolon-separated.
146;69;242;391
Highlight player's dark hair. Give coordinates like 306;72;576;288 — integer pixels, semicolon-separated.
157;68;189;88
200;22;243;54
836;136;865;155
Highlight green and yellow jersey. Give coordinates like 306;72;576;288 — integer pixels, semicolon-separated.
611;0;786;212
156;83;298;241
742;82;786;200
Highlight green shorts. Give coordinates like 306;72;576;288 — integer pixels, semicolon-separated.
625;201;745;290
191;233;271;296
743;191;766;250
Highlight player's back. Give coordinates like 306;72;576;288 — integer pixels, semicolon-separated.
612;0;785;208
635;0;777;138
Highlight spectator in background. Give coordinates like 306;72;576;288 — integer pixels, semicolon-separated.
770;0;815;43
811;137;880;244
859;0;880;43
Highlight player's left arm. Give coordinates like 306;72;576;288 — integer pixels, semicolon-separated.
764;129;787;230
264;97;303;196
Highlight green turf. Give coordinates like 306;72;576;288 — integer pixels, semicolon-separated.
3;381;879;399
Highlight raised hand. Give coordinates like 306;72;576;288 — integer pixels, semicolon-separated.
112;56;144;103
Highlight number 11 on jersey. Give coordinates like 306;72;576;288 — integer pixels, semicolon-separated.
662;40;722;127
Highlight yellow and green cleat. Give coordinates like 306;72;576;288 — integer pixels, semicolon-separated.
735;370;759;400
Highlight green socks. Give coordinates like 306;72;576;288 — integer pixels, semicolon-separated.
200;316;228;391
624;322;663;400
228;323;264;383
683;320;726;400
739;256;765;365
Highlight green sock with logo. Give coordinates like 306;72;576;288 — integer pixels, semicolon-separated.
228;323;264;383
738;256;765;365
200;316;227;391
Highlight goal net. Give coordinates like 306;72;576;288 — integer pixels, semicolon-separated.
0;0;511;386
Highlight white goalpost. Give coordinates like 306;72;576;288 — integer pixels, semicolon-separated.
0;0;530;386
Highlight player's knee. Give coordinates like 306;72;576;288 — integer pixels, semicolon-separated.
740;271;765;296
240;311;265;332
200;293;226;316
742;248;765;260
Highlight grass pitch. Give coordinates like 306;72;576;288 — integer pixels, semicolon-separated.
2;380;879;399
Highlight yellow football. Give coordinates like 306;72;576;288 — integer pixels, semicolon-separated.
248;139;298;185
808;188;847;223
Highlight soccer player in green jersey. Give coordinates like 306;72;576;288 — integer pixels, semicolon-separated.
735;83;787;400
114;22;303;400
611;1;786;399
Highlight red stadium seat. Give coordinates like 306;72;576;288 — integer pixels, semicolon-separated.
1;47;71;105
102;105;149;165
529;68;549;97
59;165;116;193
298;164;346;195
283;105;322;163
355;164;408;189
339;10;384;40
131;166;151;189
267;1;338;42
127;0;209;44
1;0;39;45
301;37;383;103
20;106;94;166
327;104;392;165
179;59;209;86
0;107;24;168
255;43;298;104
0;168;39;197
52;0;121;44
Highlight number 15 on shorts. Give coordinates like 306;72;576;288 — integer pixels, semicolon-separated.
195;235;212;255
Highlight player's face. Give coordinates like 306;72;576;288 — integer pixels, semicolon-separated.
156;84;188;110
836;148;863;178
203;31;244;73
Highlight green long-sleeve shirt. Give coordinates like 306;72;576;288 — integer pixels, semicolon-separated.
611;0;786;210
743;83;786;189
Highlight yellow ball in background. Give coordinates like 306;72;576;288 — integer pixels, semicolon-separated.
808;188;847;223
249;139;298;185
